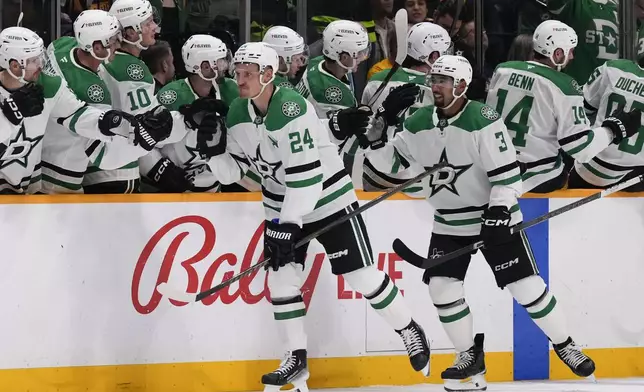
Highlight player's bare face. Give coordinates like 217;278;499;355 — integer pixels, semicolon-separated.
18;54;46;82
234;63;263;98
288;53;308;77
429;74;454;108
140;17;158;47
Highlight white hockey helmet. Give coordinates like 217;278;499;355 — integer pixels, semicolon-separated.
262;25;309;75
407;22;453;66
233;42;279;99
0;26;46;83
182;34;232;81
533;20;577;71
322;20;370;71
110;0;156;49
430;55;472;109
74;10;122;62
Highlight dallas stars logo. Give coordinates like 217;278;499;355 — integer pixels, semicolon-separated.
87;84;105;103
250;145;282;183
127;64;145;81
0;125;43;169
159;90;177;105
325;86;343;104
427;148;472;197
282;101;301;118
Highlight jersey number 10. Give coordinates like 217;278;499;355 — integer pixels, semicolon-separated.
127;88;152;111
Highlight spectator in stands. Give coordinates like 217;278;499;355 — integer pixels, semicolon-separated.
372;0;396;64
506;34;533;61
367;26;397;79
396;0;432;27
141;40;176;93
433;0;467;38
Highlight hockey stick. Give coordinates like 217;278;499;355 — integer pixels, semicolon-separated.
366;8;409;107
157;163;447;303
393;174;644;270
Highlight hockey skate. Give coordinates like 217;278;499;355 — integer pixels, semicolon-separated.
397;319;431;376
553;337;595;378
261;349;310;392
442;333;487;391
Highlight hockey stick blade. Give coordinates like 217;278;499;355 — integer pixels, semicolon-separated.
394;174;644;270
157;163;447;303
366;8;408;107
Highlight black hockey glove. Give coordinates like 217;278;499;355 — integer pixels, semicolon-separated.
179;97;228;130
147;157;193;193
381;83;420;126
480;206;512;247
98;109;131;136
133;106;173;150
602;107;642;144
264;219;303;271
1;83;45;125
328;106;372;141
196;113;227;159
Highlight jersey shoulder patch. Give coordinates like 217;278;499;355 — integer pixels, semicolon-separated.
104;52;154;84
307;60;356;107
496;60;581;96
452;101;501;132
226;97;254;128
55;49;112;105
265;88;308;132
404;105;436;134
157;79;194;111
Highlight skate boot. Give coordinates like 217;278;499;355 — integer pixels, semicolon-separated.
397;319;431;376
441;333;487;391
553;337;595;378
261;349;310;392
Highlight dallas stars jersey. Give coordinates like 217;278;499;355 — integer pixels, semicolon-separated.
548;0;619;85
574;59;644;186
486;61;614;192
366;101;523;236
208;87;356;225
357;67;433;197
273;74;295;89
146;77;261;192
42;37;148;193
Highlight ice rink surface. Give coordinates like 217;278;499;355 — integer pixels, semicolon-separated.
263;378;644;392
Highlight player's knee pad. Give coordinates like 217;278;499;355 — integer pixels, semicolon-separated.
506;274;547;306
427;276;464;308
267;263;303;300
342;265;387;297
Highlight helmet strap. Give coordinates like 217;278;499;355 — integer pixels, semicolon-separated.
6;67;27;85
251;70;275;100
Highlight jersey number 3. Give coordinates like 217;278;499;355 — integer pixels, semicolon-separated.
289;129;315;153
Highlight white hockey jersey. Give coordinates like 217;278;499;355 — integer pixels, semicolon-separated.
366;101;523;236
486;60;614;192
357;67;434;197
575;59;644;186
208;87;357;225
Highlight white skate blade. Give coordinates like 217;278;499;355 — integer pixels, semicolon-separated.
263;369;310;392
156;282;196;303
444;373;487;391
419;361;430;377
587;373;597;383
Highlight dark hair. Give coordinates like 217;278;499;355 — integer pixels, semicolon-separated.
141;40;172;75
435;0;472;22
507;34;534;61
402;55;425;68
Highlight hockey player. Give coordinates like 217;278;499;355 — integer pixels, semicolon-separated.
360;22;452;195
0;24;156;194
204;42;431;391
485;20;641;193
568;27;644;191
358;55;596;391
44;10;170;194
144;34;260;192
262;26;309;89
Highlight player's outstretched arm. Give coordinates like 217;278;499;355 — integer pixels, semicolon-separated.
582;63;607;121
204;118;249;186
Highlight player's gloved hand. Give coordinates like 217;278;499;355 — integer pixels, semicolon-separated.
179;97;228;130
196;113;227;159
147;157;193;193
98;109;132;136
264;219;303;271
132;106;173;150
381;83;419;126
603;107;642;144
479;206;512;247
357;106;389;150
1;83;45;125
328;106;372;141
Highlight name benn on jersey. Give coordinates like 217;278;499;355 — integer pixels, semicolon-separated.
0;124;43;170
586;18;619;60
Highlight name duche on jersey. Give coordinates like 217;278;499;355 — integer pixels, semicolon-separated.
579;59;644;184
548;0;619;84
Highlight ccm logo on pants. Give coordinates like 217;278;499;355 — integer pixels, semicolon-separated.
328;249;349;259
494;258;519;271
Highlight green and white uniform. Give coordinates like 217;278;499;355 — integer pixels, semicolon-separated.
149;77;262;192
42;37;147;193
486;61;614;192
575;59;644;186
366;101;523;236
548;0;619;85
358;67;434;197
209;87;356;225
273;74;295;89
